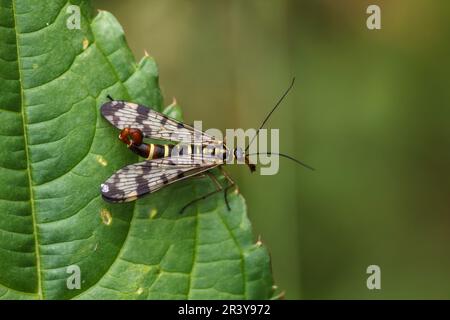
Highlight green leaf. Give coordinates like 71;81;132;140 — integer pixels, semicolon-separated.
162;97;183;122
0;0;273;299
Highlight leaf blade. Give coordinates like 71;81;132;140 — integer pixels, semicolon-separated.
0;1;274;300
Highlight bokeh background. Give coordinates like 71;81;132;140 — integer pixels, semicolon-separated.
94;0;450;299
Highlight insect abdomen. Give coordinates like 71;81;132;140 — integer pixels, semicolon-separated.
127;143;174;159
147;144;174;159
129;142;228;161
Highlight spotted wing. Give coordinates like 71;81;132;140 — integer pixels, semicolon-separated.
100;156;219;203
101;100;218;144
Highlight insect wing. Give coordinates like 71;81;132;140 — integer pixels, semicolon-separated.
100;155;218;203
101;101;217;144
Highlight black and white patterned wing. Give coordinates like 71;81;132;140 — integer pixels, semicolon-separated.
100;156;219;203
101;101;218;144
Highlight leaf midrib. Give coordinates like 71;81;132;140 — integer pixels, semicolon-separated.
12;0;43;299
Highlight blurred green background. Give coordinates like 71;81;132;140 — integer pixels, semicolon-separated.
94;0;450;299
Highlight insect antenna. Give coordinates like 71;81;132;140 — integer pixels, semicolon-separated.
244;78;315;171
245;77;296;152
247;152;315;171
107;94;114;101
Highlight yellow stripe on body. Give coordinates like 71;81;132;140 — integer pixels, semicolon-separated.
147;144;155;160
164;144;169;157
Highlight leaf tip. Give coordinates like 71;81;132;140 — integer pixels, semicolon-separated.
271;290;286;300
255;234;263;247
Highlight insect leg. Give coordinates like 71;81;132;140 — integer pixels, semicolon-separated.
179;171;224;214
205;171;222;190
219;167;239;210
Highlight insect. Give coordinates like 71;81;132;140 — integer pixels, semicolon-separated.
100;79;313;213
